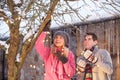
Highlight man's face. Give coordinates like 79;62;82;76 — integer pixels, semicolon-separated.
84;35;97;50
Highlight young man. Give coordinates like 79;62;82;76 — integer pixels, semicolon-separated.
77;33;113;80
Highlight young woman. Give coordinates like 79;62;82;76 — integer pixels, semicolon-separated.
35;30;75;80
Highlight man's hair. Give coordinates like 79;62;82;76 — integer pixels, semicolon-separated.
85;32;98;41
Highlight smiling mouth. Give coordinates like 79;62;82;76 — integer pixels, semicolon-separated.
56;42;61;44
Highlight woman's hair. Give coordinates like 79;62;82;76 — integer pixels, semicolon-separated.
53;31;70;47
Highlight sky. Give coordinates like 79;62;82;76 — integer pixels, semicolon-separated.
50;0;120;28
0;0;120;37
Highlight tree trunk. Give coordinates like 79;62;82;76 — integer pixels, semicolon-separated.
7;23;20;79
7;0;59;80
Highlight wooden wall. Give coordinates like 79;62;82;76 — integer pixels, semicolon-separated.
77;19;120;80
51;17;120;80
77;19;120;56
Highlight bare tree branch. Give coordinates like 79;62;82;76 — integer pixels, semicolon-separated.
0;10;11;27
65;0;86;21
24;0;36;14
6;0;14;14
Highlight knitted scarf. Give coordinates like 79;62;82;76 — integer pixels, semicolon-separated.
50;45;69;79
84;63;93;80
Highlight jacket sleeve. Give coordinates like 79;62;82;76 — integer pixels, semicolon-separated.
35;32;50;62
63;51;76;78
95;49;113;75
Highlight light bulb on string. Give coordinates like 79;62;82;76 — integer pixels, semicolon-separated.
18;16;22;20
6;20;9;23
15;16;22;21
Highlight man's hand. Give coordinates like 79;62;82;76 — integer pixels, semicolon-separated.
77;59;86;72
82;50;98;64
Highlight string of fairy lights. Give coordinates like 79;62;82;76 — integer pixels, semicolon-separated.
3;16;22;25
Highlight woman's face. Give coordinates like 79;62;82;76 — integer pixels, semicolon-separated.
53;35;65;48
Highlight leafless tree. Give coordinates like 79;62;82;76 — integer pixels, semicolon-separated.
0;0;58;80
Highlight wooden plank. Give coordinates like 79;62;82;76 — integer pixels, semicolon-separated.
109;20;113;54
112;20;116;55
96;22;105;49
76;26;82;56
80;25;88;49
103;22;106;49
116;19;120;65
104;21;109;52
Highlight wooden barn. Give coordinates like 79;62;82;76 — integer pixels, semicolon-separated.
21;16;120;80
51;16;120;80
